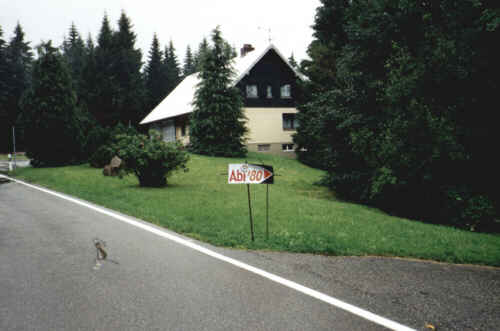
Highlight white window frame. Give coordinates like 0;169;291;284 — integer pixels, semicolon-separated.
280;84;291;99
246;85;258;98
258;144;270;151
266;85;273;99
282;113;299;130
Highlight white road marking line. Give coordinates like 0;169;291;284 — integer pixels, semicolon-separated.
1;174;416;331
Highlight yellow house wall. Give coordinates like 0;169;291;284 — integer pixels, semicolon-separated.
244;107;297;144
175;125;190;145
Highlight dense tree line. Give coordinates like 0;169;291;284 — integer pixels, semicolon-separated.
295;0;500;231
0;13;219;158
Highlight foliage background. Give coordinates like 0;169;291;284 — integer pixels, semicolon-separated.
295;0;500;231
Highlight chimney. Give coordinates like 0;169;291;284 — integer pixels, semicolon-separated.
240;44;255;57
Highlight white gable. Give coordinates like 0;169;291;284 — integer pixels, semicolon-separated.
140;44;302;125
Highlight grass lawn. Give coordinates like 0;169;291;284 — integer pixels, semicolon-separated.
11;152;500;267
0;153;28;161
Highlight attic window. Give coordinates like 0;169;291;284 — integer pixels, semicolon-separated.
280;84;291;99
246;85;258;98
266;86;273;98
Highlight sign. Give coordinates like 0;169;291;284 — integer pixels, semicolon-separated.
228;164;273;184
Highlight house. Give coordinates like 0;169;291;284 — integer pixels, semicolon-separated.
140;43;303;157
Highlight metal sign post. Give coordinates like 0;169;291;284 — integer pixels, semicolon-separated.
247;183;255;241
266;184;269;240
12;126;16;171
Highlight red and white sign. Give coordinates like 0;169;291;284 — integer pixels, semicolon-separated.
228;164;273;184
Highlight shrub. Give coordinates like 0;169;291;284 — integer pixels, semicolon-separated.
114;130;189;187
88;123;138;168
89;145;117;168
442;187;498;232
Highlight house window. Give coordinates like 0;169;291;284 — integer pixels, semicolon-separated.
280;84;291;98
282;144;294;152
283;113;299;130
258;144;270;151
266;85;273;98
246;85;258;98
181;124;186;136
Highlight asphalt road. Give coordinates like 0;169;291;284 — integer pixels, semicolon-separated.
1;178;499;330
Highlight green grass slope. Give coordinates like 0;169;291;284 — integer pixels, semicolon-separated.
12;152;500;266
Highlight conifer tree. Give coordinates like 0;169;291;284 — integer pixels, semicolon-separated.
194;37;209;72
0;26;8;110
0;26;9;152
62;23;86;98
94;14;118;126
145;34;168;110
22;42;86;166
182;45;195;76
81;33;98;115
190;27;247;157
164;40;180;93
113;11;146;126
4;23;33;151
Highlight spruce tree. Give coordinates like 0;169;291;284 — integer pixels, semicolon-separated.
94;14;118;126
113;11;146;126
182;45;195;76
164;40;181;93
62;23;86;98
194;37;209;72
81;33;98;116
190;27;247;157
4;23;33;152
22;42;85;166
0;26;8;110
145;33;168;110
0;26;9;152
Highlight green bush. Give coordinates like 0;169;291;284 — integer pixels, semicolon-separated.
89;145;116;168
88;123;138;168
115;130;189;187
443;187;498;232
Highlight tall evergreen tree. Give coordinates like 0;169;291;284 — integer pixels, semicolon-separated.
164;40;181;93
80;33;98;114
113;11;146;126
145;33;168;110
190;27;247;157
93;14;118;126
194;37;209;72
182;45;195;76
0;26;9;152
4;23;33;152
22;42;86;166
223;42;237;60
61;23;86;98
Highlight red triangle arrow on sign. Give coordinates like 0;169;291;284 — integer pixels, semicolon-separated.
263;169;272;181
